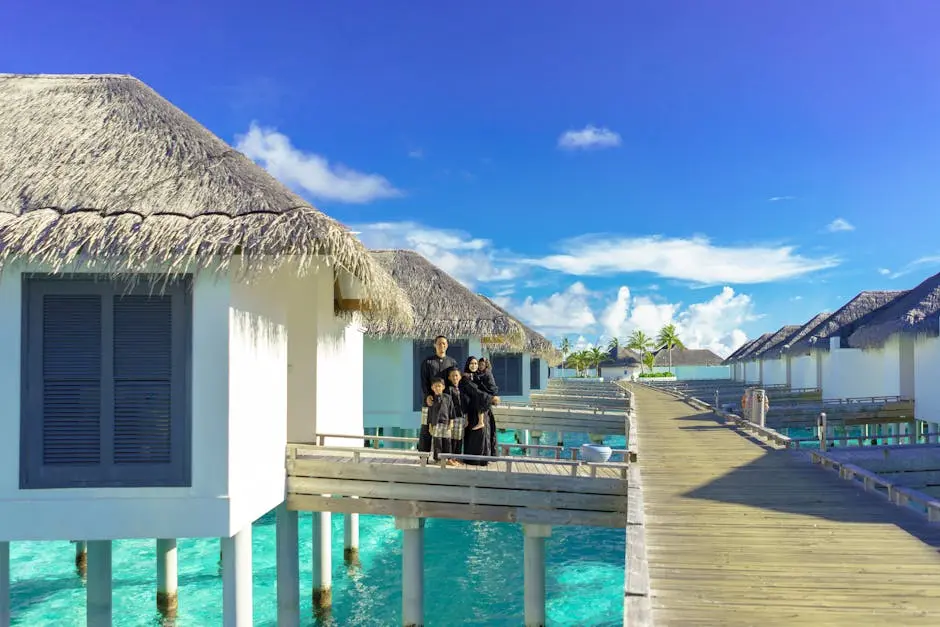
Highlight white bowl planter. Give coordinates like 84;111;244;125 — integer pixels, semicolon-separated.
581;443;612;463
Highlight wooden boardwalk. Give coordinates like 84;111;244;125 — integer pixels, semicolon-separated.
630;384;940;626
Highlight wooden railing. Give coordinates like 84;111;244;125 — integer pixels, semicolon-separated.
810;450;940;522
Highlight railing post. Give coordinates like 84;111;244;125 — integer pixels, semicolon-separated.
817;412;828;452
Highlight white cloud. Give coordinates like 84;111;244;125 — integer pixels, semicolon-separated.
350;221;517;289
530;235;838;285
408;148;424;159
880;255;940;280
557;125;622;150
235;122;401;203
826;218;855;232
500;282;755;357
768;196;796;202
790;295;803;301
493;283;596;335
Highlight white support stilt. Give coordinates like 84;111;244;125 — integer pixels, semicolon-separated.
930;423;939;444
86;540;112;627
222;527;253;627
312;511;332;613
276;503;300;627
0;541;9;627
156;539;178;618
396;517;425;627
75;540;87;577
344;497;360;565
523;524;552;627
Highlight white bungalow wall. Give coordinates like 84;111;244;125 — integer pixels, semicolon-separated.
0;261;358;542
789;352;818;389
744;360;761;384
651;365;731;380
822;336;901;400
760;358;787;386
914;334;940;421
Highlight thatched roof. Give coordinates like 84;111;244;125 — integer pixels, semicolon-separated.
787;290;907;352
364;250;525;347
0;73;411;322
723;338;759;364
602;346;642;368
478;295;562;365
760;312;831;358
735;332;775;361
652;347;724;367
849;271;940;349
751;325;802;359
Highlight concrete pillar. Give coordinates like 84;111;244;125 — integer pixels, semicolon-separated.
276;503;300;627
930;423;940;444
86;540;112;627
156;539;178;618
0;541;9;627
75;540;87;577
221;527;253;627
396;517;425;627
344;499;360;565
312;511;332;614
523;524;552;627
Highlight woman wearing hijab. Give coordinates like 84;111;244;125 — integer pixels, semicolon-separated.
476;357;500;456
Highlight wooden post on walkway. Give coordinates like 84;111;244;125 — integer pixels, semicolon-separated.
817;412;828;452
397;517;425;627
523;524;551;627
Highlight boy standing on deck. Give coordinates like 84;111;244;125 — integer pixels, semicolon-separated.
428;377;459;466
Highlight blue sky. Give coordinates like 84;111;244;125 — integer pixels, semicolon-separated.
4;0;940;355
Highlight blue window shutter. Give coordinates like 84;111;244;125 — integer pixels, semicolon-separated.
507;354;522;396
21;276;192;489
530;358;541;390
41;294;103;465
112;295;173;464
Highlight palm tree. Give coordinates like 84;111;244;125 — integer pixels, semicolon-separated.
588;346;606;377
559;337;571;372
606;336;620;354
627;330;654;372
569;350;588;377
642;351;656;374
656;323;685;373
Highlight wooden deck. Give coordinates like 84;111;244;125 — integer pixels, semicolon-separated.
493;404;630;435
629;384;940;626
286;443;629;527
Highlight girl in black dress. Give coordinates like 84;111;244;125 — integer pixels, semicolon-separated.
476;357;500;456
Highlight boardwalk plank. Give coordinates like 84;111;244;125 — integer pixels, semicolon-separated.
630;384;940;627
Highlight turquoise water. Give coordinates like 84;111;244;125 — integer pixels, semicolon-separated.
9;432;626;626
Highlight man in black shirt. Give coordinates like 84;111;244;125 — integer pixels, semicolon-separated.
420;335;458;408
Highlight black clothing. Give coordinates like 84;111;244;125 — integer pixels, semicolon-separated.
477;370;499;456
427;392;456;460
420;353;459;400
459;376;493;464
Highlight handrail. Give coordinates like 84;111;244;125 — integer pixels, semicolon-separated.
810;450;940;522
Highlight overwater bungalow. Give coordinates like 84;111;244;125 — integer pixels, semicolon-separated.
748;324;802;386
362;250;525;438
736;332;774;384
848;271;940;423
478;294;563;393
599;347;642;380
725;338;760;382
650;347;727;380
762;312;831;389
785;290;907;399
0;73;414;625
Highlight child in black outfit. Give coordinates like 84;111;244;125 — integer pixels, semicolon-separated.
427;377;459;466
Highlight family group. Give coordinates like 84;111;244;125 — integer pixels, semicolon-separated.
417;336;501;466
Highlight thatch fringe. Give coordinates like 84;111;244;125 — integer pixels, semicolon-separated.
722;338;759;364
478;295;562;365
364;250;526;349
751;325;802;359
734;332;774;362
849;271;940;349
764;312;831;358
787;290;906;353
0;74;412;324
